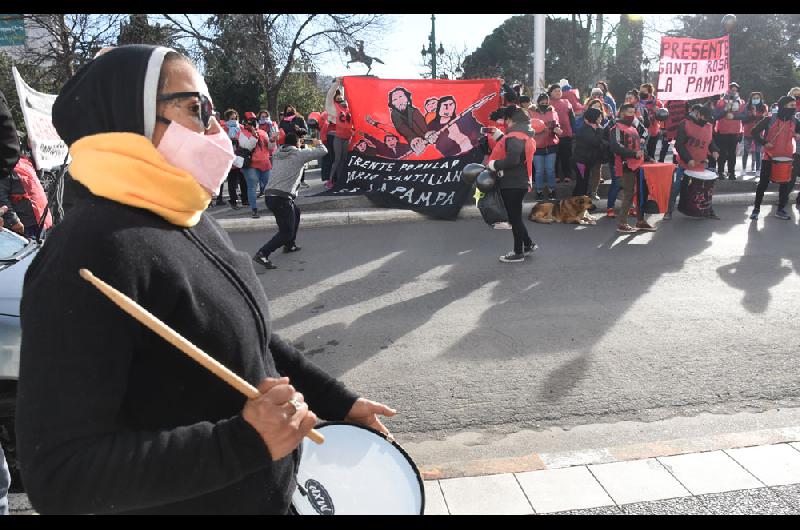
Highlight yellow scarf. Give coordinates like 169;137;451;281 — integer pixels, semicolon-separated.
69;133;211;227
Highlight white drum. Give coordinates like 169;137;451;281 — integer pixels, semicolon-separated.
683;169;718;181
291;423;425;515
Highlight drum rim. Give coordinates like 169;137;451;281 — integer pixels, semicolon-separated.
294;421;426;515
683;169;717;180
771;157;793;162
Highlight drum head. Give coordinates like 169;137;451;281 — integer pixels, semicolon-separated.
291;423;425;515
684;169;717;180
772;157;793;162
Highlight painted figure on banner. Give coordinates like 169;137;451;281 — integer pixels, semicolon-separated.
426;95;483;157
361;132;412;159
353;138;378;157
387;87;429;154
424;97;439;124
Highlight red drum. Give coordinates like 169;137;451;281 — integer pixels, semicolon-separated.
770;157;793;183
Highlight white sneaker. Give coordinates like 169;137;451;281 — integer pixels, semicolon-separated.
493;222;513;230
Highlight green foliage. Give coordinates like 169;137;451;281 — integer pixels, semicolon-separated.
671;14;800;104
608;14;644;99
275;72;325;117
461;15;592;93
117;14;183;51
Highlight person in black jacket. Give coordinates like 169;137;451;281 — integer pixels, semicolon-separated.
0;89;26;235
486;106;537;263
16;45;396;515
572;107;607;200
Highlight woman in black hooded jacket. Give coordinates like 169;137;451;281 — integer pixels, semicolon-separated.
16;45;395;515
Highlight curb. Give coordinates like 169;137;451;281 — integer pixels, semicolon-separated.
217;192;780;232
418;424;800;481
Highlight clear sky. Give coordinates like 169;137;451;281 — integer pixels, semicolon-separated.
316;14;678;80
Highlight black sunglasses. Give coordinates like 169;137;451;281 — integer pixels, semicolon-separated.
156;91;215;129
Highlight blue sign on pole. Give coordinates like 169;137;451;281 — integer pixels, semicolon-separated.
0;14;26;47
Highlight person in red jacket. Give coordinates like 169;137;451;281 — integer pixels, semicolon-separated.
530;93;562;200
749;95;800;220
714;82;747;180
741;92;769;175
240;112;277;219
610;103;656;233
486;106;537;263
325;78;354;189
639;83;665;160
548;83;575;184
664;104;720;220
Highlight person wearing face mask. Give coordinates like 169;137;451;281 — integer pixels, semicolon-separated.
663;104;720;220
239;111;276;219
530;93;562;200
713;82;746;180
741;92;768;175
638;84;664;161
278;105;310;190
548;83;576;185
16;45;396;515
749;95;800;220
610;103;656;233
595;81;617;119
486;106;538;263
572;107;607;202
324;78;354;189
221;108;249;210
584;98;610;204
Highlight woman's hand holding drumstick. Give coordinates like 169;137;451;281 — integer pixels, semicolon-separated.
78;268;325;452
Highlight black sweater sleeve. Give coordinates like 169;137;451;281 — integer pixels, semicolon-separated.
751;116;771;146
17;231;272;514
0;174;21;226
0;89;20;176
269;333;359;421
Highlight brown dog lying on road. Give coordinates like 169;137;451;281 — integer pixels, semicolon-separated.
528;195;596;225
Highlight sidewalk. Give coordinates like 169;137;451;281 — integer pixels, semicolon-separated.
211;167;793;232
422;431;800;515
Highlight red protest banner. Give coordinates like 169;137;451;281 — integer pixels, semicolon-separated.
341;77;501;160
657;35;730;101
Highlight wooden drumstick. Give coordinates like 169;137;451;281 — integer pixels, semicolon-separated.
79;268;325;445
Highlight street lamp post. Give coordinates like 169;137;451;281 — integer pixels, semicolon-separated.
421;14;444;79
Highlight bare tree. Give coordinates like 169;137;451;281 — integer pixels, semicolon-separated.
6;14;124;89
161;14;390;114
419;44;469;80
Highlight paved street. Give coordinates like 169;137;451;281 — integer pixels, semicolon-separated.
229;203;800;466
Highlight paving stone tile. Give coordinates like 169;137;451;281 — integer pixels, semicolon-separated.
589;458;689;505
516;466;614;514
726;444;800;486
423;481;449;515
439;473;533;515
658;450;763;495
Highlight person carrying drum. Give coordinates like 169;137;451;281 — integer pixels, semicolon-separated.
16;45;396;515
749;95;800;221
664;105;720;220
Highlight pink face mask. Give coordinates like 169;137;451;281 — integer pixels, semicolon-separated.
156;121;235;194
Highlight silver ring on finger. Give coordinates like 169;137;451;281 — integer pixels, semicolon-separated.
287;397;303;415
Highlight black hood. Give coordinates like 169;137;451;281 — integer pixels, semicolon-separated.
52;44;174;147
